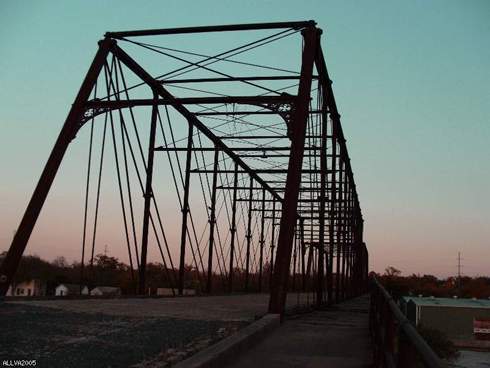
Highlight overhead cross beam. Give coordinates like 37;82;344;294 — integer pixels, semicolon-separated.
106;20;316;38
110;44;284;204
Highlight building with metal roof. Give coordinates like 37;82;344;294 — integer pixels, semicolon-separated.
401;296;490;341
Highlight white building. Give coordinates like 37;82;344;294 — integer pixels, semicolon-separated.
55;283;83;296
6;279;46;296
157;287;195;296
90;286;121;296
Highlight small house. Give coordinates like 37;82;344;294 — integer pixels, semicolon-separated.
55;283;83;296
156;287;194;296
6;279;46;297
90;286;121;296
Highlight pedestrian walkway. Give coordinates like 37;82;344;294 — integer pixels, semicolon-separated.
226;295;372;368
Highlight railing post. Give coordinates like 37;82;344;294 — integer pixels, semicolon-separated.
373;286;383;367
370;276;448;368
384;302;397;366
398;329;417;368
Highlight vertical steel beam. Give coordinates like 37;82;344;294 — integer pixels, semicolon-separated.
306;242;313;291
292;226;298;292
318;84;328;306
245;177;253;291
300;218;306;292
269;198;277;287
269;26;318;315
335;159;344;302
229;162;239;292
342;179;351;300
363;241;369;292
139;93;159;294
347;188;354;297
178;123;194;295
312;247;318;304
328;116;337;305
342;162;349;300
0;39;114;296
206;147;219;293
258;189;266;292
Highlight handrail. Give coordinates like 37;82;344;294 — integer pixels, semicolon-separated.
370;276;447;368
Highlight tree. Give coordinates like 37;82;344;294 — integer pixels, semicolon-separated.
90;253;128;287
93;254;126;271
384;266;401;277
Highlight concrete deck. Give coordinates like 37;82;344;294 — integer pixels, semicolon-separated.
226;295;372;368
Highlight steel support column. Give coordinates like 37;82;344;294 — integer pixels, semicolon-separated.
178;124;194;295
269;198;277;287
327;116;337;305
342;180;350;300
317;84;328;306
206;147;219;293
300;218;306;292
245;177;254;291
139;93;159;294
258;189;266;292
229;163;239;293
335;159;344;302
269;26;318;315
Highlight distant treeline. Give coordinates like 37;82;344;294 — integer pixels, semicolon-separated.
0;252;316;295
374;266;490;299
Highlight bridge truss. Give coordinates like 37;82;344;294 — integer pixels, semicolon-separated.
0;21;368;315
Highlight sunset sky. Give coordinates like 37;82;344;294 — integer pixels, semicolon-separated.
1;0;489;278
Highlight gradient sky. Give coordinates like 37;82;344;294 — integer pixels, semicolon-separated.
1;0;489;277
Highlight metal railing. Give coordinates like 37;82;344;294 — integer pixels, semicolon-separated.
370;277;447;368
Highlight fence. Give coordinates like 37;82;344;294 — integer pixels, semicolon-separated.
370;276;447;368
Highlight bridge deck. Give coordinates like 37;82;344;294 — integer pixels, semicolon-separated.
227;295;372;368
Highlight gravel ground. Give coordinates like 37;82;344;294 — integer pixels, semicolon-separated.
8;293;316;321
0;303;245;368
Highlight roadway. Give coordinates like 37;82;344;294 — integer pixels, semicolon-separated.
226;295;372;368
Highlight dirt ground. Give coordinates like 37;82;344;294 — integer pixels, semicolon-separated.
7;292;316;320
1;292;315;367
0;302;244;368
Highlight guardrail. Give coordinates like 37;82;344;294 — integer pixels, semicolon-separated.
370;277;447;368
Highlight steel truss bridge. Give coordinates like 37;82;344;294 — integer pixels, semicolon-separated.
0;21;368;315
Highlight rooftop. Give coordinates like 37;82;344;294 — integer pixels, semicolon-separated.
402;296;490;309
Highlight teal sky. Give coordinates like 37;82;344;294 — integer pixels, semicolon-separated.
1;0;489;277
